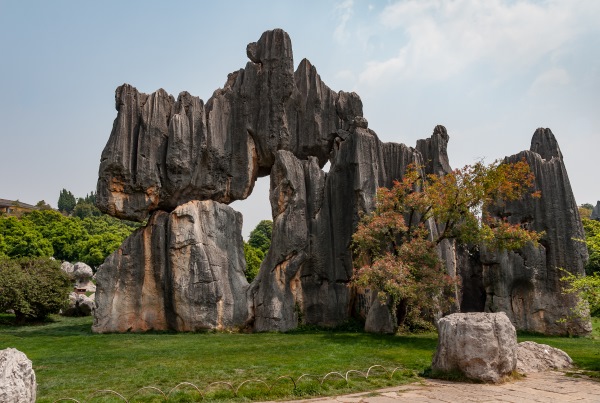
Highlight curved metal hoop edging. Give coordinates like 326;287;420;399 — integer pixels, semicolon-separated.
296;373;320;383
273;375;297;390
88;389;129;402
53;398;81;403
131;386;167;400
389;366;405;379
235;379;271;395
366;365;390;379
320;371;347;385
167;382;204;399
204;381;235;395
345;370;367;382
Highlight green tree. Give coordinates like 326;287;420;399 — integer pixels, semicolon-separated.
0;257;72;324
0;216;54;258
352;160;542;331
243;241;264;282
57;189;76;214
561;270;600;318
583;218;600;275
248;220;273;254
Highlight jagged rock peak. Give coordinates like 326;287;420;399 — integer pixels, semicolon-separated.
246;28;293;66
592;201;600;220
415;124;452;176
530;127;563;161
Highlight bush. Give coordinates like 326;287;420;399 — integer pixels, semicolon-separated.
0;257;72;324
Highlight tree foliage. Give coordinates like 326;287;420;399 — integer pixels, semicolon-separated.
583;218;600;275
352;160;541;331
248;220;273;254
0;209;138;267
243;220;273;282
0;257;72;324
561;270;600;318
57;189;76;214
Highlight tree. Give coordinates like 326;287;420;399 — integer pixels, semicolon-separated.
583;218;600;275
352;160;541;331
57;189;76;214
561;270;600;318
0;257;72;324
243;241;264;282
248;220;273;254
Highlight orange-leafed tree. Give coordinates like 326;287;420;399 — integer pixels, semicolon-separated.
352;160;542;332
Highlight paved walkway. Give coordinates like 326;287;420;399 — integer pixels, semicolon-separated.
284;372;600;403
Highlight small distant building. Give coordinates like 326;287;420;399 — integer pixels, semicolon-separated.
0;199;38;217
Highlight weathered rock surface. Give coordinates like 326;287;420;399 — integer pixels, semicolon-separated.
516;341;573;373
0;348;36;403
481;128;591;335
73;262;95;292
97;29;362;221
592;201;600;220
432;312;517;383
62;292;95;317
93;200;250;332
60;261;74;278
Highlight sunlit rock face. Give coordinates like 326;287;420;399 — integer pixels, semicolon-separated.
93;200;250;333
479;128;591;335
94;29;589;335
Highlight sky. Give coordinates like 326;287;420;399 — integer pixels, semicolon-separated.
1;0;599;238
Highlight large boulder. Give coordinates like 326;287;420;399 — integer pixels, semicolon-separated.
481;128;591;335
93;200;250;332
431;312;517;383
73;262;95;292
62;292;95;317
516;341;573;373
0;348;36;403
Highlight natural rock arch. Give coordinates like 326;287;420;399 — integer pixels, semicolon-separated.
93;29;590;336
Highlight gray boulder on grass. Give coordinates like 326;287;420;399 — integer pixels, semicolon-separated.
432;312;517;383
0;348;36;403
516;341;573;373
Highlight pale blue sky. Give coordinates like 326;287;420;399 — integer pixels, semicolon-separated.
1;0;599;238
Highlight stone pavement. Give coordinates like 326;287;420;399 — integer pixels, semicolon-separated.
285;371;600;403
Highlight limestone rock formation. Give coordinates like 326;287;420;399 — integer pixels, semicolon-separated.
62;292;95;317
432;312;517;383
60;261;74;278
94;28;588;336
516;341;573;373
73;262;95;292
97;29;362;222
481;128;590;335
0;348;36;403
592;201;600;220
93;200;249;332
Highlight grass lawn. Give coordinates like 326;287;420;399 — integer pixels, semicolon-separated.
0;315;598;402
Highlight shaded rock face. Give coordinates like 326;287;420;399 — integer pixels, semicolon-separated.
93;200;249;332
516;341;572;373
592;201;600;220
0;348;36;403
62;292;95;317
97;29;362;222
481;128;590;335
432;312;517;383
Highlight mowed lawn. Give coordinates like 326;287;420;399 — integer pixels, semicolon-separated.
0;316;598;402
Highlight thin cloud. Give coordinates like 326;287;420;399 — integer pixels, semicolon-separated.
358;0;599;86
334;0;354;43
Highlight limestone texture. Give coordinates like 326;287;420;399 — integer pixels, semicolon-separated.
62;292;95;317
432;312;517;383
516;341;573;373
0;348;36;403
592;201;600;220
93;200;249;332
97;29;361;221
94;29;590;336
481;128;591;335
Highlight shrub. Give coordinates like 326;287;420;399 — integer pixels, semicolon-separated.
0;257;72;324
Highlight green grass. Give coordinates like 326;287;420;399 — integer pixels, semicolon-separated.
0;315;598;402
